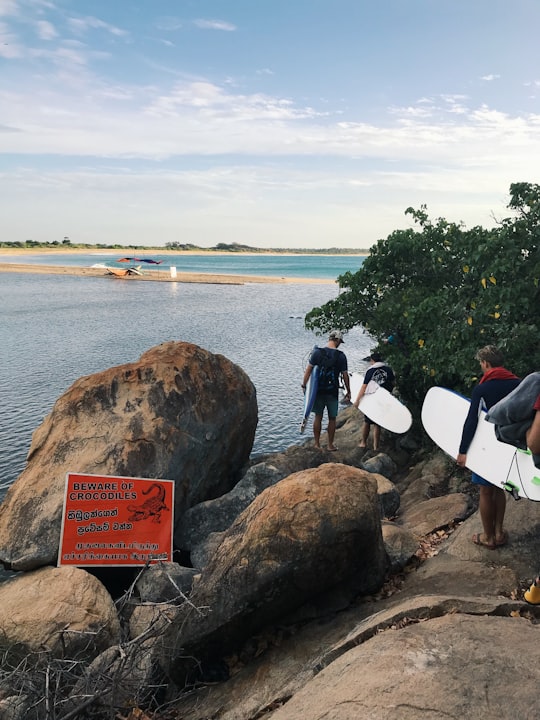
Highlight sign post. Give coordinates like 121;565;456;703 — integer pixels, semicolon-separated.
58;473;174;567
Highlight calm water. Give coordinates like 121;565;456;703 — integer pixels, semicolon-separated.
0;256;372;499
0;252;365;280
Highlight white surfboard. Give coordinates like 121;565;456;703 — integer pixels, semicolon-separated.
421;386;540;501
349;372;412;434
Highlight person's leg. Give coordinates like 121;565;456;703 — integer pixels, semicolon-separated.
372;424;381;451
313;413;323;448
312;396;326;449
326;397;339;450
359;417;371;447
477;484;496;546
493;487;507;545
327;417;337;450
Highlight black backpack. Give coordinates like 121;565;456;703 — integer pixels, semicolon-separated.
317;348;339;391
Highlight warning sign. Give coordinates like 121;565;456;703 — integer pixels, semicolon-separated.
58;473;174;567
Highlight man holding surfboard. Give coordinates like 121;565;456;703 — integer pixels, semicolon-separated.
301;330;350;451
353;352;395;452
457;346;520;550
485;374;540;602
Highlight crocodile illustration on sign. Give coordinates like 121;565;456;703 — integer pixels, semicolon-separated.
127;482;170;523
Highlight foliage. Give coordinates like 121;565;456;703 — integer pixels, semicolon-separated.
305;183;540;411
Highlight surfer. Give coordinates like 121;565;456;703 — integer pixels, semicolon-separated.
525;394;540;603
301;330;350;451
353;352;395;451
456;346;520;550
485;375;540;602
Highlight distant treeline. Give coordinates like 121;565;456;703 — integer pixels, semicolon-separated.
0;240;370;255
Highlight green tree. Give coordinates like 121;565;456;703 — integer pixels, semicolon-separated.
305;183;540;410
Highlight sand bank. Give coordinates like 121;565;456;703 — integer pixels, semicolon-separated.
0;262;336;285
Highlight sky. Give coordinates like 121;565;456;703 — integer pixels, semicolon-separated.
1;0;540;250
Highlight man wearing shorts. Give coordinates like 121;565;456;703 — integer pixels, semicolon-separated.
457;345;520;550
302;330;350;451
353;352;395;451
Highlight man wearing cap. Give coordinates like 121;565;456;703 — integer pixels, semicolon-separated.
353;352;395;451
302;330;350;451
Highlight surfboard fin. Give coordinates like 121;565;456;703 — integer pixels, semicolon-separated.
502;482;521;501
300;418;307;434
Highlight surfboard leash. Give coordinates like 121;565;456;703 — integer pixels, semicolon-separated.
501;452;522;501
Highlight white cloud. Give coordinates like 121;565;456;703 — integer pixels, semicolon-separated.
68;15;128;38
35;19;56;39
0;19;21;56
0;0;18;17
0;161;519;248
480;74;501;81
193;18;236;31
1;77;540;172
154;16;183;31
144;81;323;122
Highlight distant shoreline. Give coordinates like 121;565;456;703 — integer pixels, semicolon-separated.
0;247;368;258
0;262;336;285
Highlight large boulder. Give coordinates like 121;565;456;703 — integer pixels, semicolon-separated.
0;566;120;662
0;342;257;570
162;463;388;683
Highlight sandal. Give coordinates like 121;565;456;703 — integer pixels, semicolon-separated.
495;530;509;547
472;533;496;550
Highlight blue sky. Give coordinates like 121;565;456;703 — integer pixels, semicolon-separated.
1;0;539;249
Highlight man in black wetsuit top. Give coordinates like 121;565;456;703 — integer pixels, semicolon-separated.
457;345;520;550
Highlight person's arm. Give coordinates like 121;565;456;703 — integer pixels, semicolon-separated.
353;367;373;407
353;383;367;407
302;365;313;392
457;386;482;466
526;410;540;454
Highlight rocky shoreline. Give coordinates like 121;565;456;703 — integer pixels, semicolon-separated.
0;341;538;719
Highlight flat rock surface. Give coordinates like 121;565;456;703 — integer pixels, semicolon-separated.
172;500;540;720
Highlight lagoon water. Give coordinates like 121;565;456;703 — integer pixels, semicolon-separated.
0;251;366;280
0;254;371;500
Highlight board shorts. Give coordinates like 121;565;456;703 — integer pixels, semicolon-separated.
471;472;492;488
313;393;339;419
363;414;378;427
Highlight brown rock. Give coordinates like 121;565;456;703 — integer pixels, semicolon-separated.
163;463;388;681
0;566;120;661
400;492;471;536
267;614;540;719
0;342;257;570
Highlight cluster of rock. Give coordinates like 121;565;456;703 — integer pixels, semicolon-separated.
0;341;538;720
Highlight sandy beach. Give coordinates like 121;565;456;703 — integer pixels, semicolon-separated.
0;255;337;285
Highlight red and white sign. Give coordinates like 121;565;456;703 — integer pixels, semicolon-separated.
58;473;174;567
